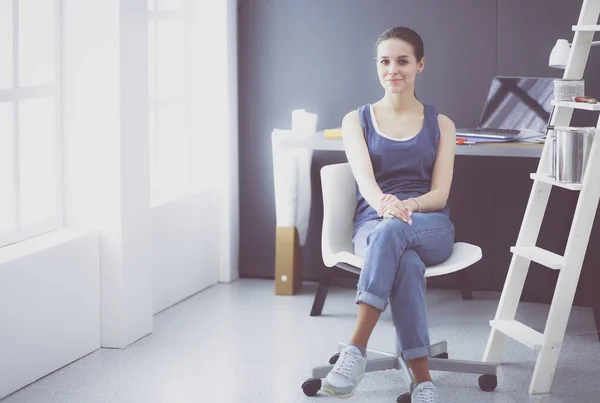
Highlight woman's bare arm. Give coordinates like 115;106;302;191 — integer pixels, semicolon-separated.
408;113;456;212
341;110;383;214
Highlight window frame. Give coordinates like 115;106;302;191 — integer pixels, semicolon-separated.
0;0;63;248
147;0;192;202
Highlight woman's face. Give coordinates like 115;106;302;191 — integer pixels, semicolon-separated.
376;38;424;94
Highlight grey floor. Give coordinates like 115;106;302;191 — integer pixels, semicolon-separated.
2;279;599;403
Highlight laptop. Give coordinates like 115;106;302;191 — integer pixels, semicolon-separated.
457;76;555;140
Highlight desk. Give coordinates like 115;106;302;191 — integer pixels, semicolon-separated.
272;129;599;340
276;130;544;157
271;129;543;294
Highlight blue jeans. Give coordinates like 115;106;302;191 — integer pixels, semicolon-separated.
352;212;455;361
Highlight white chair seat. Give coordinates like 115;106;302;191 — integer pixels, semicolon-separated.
331;241;482;278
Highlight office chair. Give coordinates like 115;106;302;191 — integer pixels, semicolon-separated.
301;163;498;402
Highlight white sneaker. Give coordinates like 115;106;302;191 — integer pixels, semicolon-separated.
411;381;436;403
321;345;367;398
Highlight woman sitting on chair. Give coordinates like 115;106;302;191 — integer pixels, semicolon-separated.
322;26;457;403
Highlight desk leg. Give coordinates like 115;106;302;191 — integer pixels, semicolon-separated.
310;266;332;316
458;268;473;300
275;226;303;295
593;295;600;343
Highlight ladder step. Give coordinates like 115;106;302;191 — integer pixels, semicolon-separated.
551;100;600;111
572;25;600;31
490;320;544;351
510;246;564;270
530;173;583;191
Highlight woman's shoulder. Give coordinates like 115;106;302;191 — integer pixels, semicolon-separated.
343;104;371;125
423;103;455;128
436;113;456;132
342;109;360;124
342;104;375;140
355;103;372;116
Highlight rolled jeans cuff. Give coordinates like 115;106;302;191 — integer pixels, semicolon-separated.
355;290;387;311
402;345;431;361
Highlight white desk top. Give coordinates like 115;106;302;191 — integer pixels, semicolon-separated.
274;129;543;158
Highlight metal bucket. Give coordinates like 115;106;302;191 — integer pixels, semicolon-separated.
553;79;584;101
553;127;596;184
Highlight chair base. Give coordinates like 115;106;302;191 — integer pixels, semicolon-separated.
306;340;498;396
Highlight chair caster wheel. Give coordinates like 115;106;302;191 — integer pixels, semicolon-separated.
396;392;411;403
433;352;449;359
329;353;340;364
478;374;497;392
301;378;322;396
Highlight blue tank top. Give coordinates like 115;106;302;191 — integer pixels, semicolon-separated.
353;103;451;236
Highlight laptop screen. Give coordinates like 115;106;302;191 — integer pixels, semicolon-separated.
478;77;555;132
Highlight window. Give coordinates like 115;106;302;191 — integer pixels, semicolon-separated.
0;0;62;248
147;0;191;199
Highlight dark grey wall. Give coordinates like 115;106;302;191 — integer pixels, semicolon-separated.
237;0;599;282
497;0;600;127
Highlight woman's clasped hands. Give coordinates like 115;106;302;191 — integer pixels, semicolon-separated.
378;194;414;225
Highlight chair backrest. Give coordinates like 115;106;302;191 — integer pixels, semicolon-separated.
320;163;357;267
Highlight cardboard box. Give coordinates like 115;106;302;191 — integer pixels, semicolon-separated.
274;226;303;295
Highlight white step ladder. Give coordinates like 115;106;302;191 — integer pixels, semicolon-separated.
482;0;600;395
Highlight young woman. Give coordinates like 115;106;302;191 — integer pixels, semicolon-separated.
322;26;457;403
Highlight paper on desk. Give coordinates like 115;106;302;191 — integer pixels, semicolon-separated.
271;111;318;246
271;133;313;245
